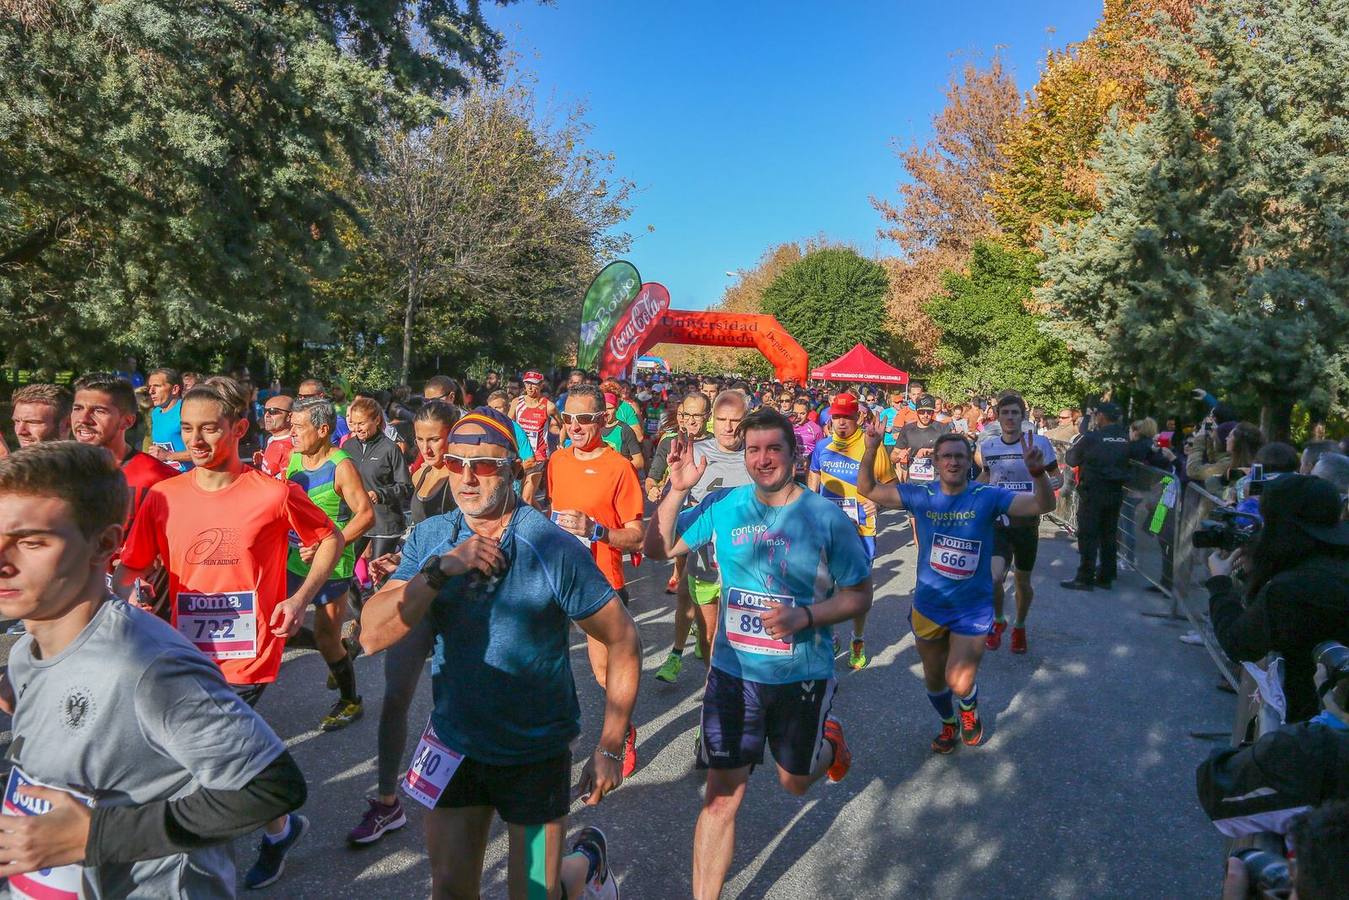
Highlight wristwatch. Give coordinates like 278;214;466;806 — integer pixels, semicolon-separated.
420;554;450;591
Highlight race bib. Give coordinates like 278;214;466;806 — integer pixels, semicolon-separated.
2;767;93;900
832;497;861;524
175;591;258;660
550;511;592;548
930;533;980;580
908;456;935;482
724;588;794;656
403;719;465;809
154;442;187;472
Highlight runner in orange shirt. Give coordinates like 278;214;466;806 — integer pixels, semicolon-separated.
545;382;644;776
112;375;344;890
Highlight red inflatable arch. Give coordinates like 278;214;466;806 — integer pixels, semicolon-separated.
636;310;809;384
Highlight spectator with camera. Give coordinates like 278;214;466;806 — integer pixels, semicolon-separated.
1185;404;1240;485
1206;475;1349;722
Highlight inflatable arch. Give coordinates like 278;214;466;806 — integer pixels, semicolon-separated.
636;310;809;384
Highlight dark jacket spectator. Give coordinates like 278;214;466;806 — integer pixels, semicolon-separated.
1207;475;1349;722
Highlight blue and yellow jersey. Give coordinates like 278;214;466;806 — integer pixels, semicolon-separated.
808;429;897;537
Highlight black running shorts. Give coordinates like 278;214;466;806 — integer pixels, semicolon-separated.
435;752;571;826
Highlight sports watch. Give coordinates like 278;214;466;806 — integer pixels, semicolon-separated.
420;554;450;591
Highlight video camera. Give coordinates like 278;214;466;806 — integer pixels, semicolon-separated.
1193;506;1263;552
1314;641;1349;710
1232;848;1292;899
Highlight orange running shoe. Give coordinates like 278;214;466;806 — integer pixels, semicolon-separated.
823;717;851;782
1010;626;1028;654
665;573;677;594
959;704;983;746
623;724;637;778
985;620;1007;651
931;721;958;754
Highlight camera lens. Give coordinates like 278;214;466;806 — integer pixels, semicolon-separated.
1235;848;1292;892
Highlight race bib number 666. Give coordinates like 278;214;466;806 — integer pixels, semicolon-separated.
930;533;980;580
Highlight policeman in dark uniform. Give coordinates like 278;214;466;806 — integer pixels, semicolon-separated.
1061;401;1137;591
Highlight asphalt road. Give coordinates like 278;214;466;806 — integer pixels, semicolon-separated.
0;513;1234;898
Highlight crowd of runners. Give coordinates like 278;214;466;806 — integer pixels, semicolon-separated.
0;365;1312;898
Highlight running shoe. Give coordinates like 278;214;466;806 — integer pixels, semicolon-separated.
985;620;1007;651
931;721;959;754
848;639;869;670
571;825;620;899
665;573;677;594
321;696;364;731
5;621;26;636
823;717;851;782
654;652;683;684
1010;626;1028;654
958;703;983;746
622;724;637;778
245;813;309;890
347;798;407;845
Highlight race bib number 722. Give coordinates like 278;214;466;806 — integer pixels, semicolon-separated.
176;591;258;660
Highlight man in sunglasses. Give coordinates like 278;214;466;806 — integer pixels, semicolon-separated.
361;408;637;900
252;392;294;477
545;383;645;775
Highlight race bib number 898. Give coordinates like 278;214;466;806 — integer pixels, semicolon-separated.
724;588;794;656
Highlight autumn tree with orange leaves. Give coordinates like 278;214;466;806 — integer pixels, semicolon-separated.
871;56;1020;366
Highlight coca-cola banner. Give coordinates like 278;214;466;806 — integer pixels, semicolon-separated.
598;282;671;378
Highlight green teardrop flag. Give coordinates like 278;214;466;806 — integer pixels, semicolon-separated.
577;260;641;370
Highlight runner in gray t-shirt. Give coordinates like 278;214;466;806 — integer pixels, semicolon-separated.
655;390;753;674
0;441;305;899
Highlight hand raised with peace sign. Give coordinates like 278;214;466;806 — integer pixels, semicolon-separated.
1021;431;1047;475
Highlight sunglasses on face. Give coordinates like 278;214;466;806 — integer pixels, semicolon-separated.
561;412;605;425
443;455;513;476
264;407;289;415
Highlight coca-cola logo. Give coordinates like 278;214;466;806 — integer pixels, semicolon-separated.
606;283;670;362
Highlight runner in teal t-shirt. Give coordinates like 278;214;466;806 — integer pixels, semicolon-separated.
646;407;873;900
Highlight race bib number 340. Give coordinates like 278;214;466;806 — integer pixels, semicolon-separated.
724;588;794;656
930;534;980;580
176;591;258;660
403;719;465;809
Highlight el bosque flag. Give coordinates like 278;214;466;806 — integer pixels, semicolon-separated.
599;282;671;378
577;261;641;371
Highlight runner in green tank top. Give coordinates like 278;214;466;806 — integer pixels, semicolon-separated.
287;397;374;731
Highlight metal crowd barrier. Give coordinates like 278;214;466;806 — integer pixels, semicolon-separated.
1046;441;1239;688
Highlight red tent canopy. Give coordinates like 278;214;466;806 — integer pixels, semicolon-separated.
809;343;909;384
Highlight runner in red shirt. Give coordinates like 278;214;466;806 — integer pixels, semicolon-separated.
545;383;644;776
253;391;294;477
71;374;177;539
112;375;343;890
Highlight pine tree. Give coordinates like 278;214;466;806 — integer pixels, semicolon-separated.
1038;0;1349;431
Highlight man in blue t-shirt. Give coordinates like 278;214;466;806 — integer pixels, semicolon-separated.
858;421;1054;755
361;409;635;900
146;367;192;471
645;408;872;900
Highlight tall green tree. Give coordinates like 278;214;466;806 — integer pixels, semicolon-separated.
761;247;889;366
925;240;1087;409
0;0;514;369
323;78;633;385
1038;0;1349;434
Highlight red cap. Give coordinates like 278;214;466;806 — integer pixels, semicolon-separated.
522;370;543;384
829;393;859;418
603;392;618;408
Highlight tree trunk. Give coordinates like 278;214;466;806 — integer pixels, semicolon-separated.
1259;400;1294;443
401;276;416;387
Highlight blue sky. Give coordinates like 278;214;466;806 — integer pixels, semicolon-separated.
486;1;1101;310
